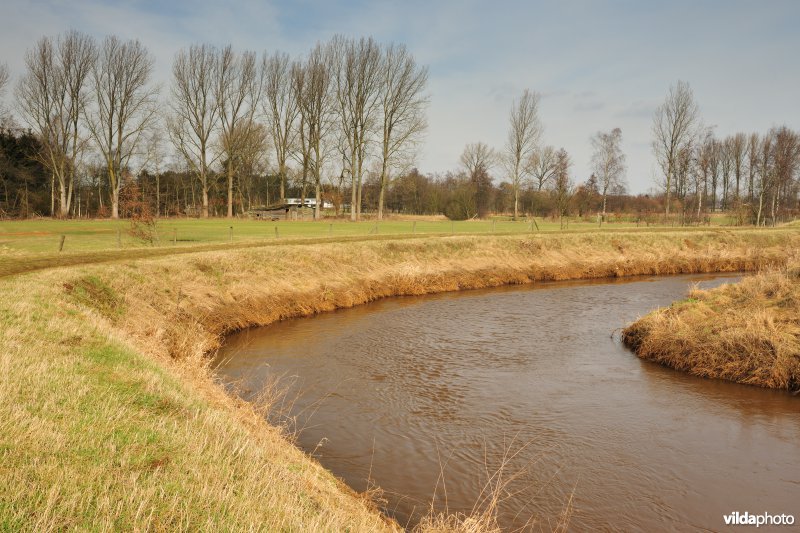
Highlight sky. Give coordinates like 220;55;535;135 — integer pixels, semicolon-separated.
0;0;798;193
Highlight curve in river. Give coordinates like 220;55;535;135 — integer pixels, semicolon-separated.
214;274;800;531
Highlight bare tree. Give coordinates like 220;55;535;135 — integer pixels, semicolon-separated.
729;132;748;204
696;129;718;218
755;132;773;226
460;142;496;177
552;148;573;229
330;36;382;221
291;61;312;207
216;45;261;218
719;136;734;210
505;89;541;220
168;44;220;218
87;35;157;219
768;126;799;225
140;130;166;216
528;145;557;191
231;119;269;209
262;51;298;202
15;31;96;217
652;80;700;216
460;142;496;218
376;43;428;220
297;42;334;220
590;127;626;221
747;132;760;204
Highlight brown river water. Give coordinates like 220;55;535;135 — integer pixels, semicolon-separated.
214;274;800;531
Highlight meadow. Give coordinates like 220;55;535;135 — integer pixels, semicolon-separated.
0;215;742;254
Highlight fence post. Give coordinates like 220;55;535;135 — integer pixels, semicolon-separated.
59;235;66;252
492;219;496;233
275;226;279;239
117;229;121;248
173;228;177;245
229;226;233;242
329;223;333;236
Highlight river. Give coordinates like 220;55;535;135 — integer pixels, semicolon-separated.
214;273;800;531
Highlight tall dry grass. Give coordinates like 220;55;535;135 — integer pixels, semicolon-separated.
1;229;797;530
622;262;800;390
102;230;795;364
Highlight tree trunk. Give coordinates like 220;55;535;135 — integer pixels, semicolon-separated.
357;177;363;220
111;187;119;219
66;178;74;218
279;163;285;202
696;187;702;220
377;170;387;221
770;190;777;226
227;162;234;218
59;181;69;218
314;181;321;220
665;169;672;217
756;191;764;226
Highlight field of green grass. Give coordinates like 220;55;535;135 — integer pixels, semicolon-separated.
0;214;742;255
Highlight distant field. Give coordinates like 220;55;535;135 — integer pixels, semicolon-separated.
0;214;743;255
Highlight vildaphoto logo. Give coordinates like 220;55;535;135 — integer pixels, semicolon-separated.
723;511;795;527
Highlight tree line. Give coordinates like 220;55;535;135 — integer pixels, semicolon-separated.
0;30;428;220
652;81;800;225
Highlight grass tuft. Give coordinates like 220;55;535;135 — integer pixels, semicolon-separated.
64;275;125;320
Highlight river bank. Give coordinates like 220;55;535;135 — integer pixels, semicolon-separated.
1;228;797;530
622;263;800;390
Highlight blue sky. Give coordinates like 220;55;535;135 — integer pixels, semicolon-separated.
1;0;798;192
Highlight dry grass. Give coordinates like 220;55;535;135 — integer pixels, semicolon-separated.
1;229;797;531
91;229;796;364
622;261;800;390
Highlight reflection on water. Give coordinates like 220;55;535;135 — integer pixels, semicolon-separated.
214;274;800;531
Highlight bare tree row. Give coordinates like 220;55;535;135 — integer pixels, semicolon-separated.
14;31;157;218
9;31;428;219
653;80;800;224
169;35;428;220
462;89;626;223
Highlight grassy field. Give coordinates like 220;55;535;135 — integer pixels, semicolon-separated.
0;215;755;279
623;262;800;390
0;215;741;254
1;228;797;530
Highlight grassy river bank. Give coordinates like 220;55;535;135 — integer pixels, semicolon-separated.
623;262;800;391
1;228;797;530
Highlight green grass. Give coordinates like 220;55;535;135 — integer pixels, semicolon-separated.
0;214;750;255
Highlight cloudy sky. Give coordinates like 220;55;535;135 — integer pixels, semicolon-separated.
1;0;798;192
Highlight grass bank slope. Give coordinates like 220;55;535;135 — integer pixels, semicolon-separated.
622;263;800;391
0;229;796;530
